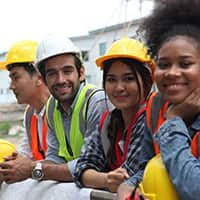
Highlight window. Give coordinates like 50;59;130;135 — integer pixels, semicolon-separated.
99;42;107;56
81;50;89;62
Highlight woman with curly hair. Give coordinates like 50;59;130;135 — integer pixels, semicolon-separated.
117;0;200;199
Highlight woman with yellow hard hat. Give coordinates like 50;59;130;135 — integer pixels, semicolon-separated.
74;36;154;193
118;0;200;200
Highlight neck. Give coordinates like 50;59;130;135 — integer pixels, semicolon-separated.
60;101;71;113
30;89;50;113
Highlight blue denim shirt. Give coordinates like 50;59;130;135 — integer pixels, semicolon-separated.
126;114;200;200
155;115;200;200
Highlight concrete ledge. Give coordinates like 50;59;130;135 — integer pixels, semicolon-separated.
90;189;117;200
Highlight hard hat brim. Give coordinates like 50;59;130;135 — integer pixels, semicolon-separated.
96;54;153;70
0;61;6;70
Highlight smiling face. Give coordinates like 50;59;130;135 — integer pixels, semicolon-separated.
155;36;200;104
105;60;144;114
44;54;85;108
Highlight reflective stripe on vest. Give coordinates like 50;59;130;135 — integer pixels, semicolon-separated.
100;104;146;169
146;92;200;157
25;106;48;160
46;84;100;161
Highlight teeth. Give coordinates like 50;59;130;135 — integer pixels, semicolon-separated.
166;83;185;89
168;84;178;88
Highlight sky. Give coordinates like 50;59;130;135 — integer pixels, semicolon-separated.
0;0;154;52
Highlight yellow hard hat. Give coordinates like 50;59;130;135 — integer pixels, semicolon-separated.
0;61;6;70
139;154;179;200
6;40;38;68
0;139;16;163
96;36;155;74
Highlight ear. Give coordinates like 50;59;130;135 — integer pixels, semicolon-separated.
34;74;43;86
79;65;85;82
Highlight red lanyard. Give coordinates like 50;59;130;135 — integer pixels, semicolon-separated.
113;105;146;169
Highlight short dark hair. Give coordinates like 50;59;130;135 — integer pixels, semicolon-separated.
7;63;36;77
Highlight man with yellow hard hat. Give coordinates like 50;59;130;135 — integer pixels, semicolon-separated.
0;40;50;184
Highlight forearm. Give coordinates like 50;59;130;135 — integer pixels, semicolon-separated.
82;169;107;189
41;160;73;181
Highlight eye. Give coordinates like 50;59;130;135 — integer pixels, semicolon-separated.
180;61;193;69
11;75;20;81
157;61;170;69
106;76;116;83
46;70;56;77
63;68;73;75
123;75;135;82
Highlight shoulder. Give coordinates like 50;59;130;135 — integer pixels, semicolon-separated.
24;105;34;118
87;88;108;105
89;88;106;99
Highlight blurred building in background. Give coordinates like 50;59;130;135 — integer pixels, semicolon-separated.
0;0;156;104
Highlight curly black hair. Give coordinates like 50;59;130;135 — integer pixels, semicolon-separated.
138;0;200;59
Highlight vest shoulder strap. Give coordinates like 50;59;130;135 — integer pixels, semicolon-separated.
25;105;34;141
82;87;104;127
146;92;167;135
45;95;55;129
99;111;110;157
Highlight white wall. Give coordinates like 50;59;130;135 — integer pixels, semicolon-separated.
0;70;16;103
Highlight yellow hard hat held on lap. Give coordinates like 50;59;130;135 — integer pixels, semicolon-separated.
0;139;16;163
139;154;179;200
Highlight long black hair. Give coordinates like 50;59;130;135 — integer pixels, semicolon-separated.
102;58;152;166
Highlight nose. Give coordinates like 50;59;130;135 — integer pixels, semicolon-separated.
57;71;65;83
164;64;181;77
115;80;125;91
9;81;15;90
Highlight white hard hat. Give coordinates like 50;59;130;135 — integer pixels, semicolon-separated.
35;34;81;70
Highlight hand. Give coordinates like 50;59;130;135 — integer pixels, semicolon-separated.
105;168;129;193
0;154;33;184
0;151;18;182
3;151;18;161
167;88;200;124
117;183;134;200
124;191;149;200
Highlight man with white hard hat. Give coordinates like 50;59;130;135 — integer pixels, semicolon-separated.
30;34;111;182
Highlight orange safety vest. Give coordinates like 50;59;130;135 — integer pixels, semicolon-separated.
99;105;146;169
25;106;48;160
146;92;200;157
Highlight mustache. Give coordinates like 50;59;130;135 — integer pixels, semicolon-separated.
53;82;72;88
